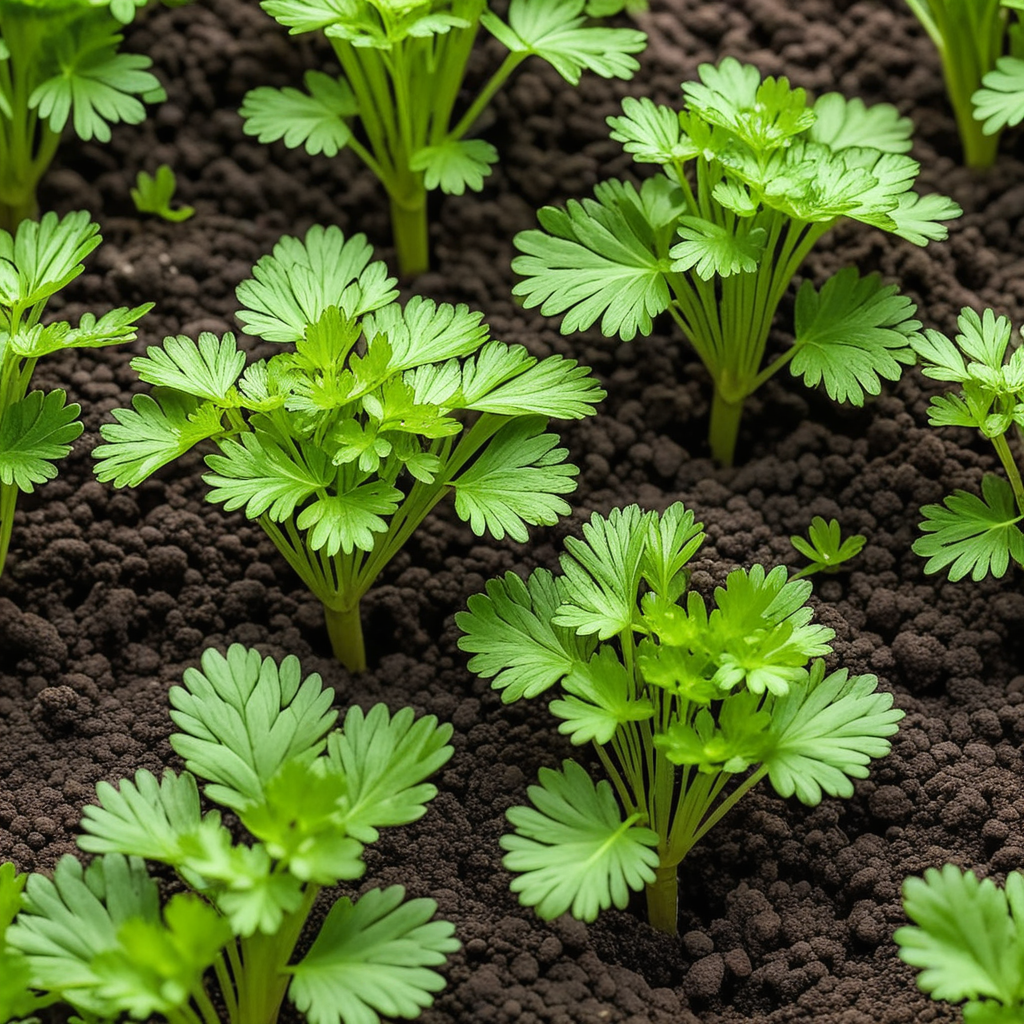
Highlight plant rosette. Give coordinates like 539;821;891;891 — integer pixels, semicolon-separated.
93;223;604;672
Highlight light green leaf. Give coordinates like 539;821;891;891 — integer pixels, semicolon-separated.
914;474;1024;581
30;25;162;142
94;392;225;487
764;661;903;805
168;643;338;811
790;516;865;575
362;297;488;370
809;93;913;153
0;210;100;310
240;71;357;156
551;646;653;745
295;479;402;555
483;0;645;84
669;217;766;279
131;164;195;222
9;305;149;357
974;56;1024;135
512;182;672;341
789;268;919;404
89;895;231;1019
409;138;498;195
554;505;650;639
288;886;459;1024
78;769;204;862
607;96;699;165
0;389;82;492
887;190;963;246
896;866;1024;1007
236;225;398;343
501;760;660;921
456;568;594;701
132;333;245;402
327;703;453;843
203;430;333;522
452;417;578;542
7;854;161;1019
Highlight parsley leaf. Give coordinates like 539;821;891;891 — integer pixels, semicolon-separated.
131;164;195;222
915;474;1024;581
501;761;660;921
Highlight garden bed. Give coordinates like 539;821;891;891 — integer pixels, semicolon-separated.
2;0;1024;1020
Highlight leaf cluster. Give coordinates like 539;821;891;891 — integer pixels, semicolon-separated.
896;864;1024;1023
0;212;150;576
2;644;458;1024
0;0;165;218
93;225;601;666
239;0;646;272
457;502;903;923
790;516;866;579
912;307;1024;581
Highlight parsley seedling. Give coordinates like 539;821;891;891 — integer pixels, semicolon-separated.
132;164;195;222
93;225;604;671
790;516;866;580
512;58;962;465
457;503;903;934
0;211;151;579
905;0;1022;168
912;307;1024;581
239;0;646;277
896;865;1024;1020
0;0;165;230
2;644;459;1024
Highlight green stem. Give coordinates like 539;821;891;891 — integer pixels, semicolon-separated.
993;432;1024;511
324;602;367;673
645;861;680;935
389;191;429;278
0;481;17;579
0;190;38;233
708;385;746;467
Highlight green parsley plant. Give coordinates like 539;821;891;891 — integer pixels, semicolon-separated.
2;643;459;1024
457;502;903;934
912;307;1024;581
904;0;1021;168
239;0;647;277
132;164;195;222
0;0;166;230
512;58;962;465
93;225;604;672
0;210;151;579
790;516;866;580
896;864;1024;1021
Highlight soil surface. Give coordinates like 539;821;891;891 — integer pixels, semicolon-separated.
2;0;1022;1020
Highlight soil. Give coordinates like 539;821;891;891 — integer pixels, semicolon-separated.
2;0;1023;1020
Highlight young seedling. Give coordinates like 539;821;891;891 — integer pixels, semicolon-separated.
132;164;195;222
512;57;962;465
0;0;165;230
790;516;866;580
896;864;1024;1020
239;0;647;277
912;307;1024;581
457;502;903;934
93;224;604;672
3;643;459;1024
0;210;151;579
904;0;1020;168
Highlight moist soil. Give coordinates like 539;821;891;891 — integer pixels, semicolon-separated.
1;0;1022;1020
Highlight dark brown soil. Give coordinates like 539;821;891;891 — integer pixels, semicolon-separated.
2;0;1022;1020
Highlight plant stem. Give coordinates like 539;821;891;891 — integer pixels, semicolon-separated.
323;602;367;673
645;861;680;935
389;191;429;278
708;386;746;466
0;190;37;233
0;481;17;579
